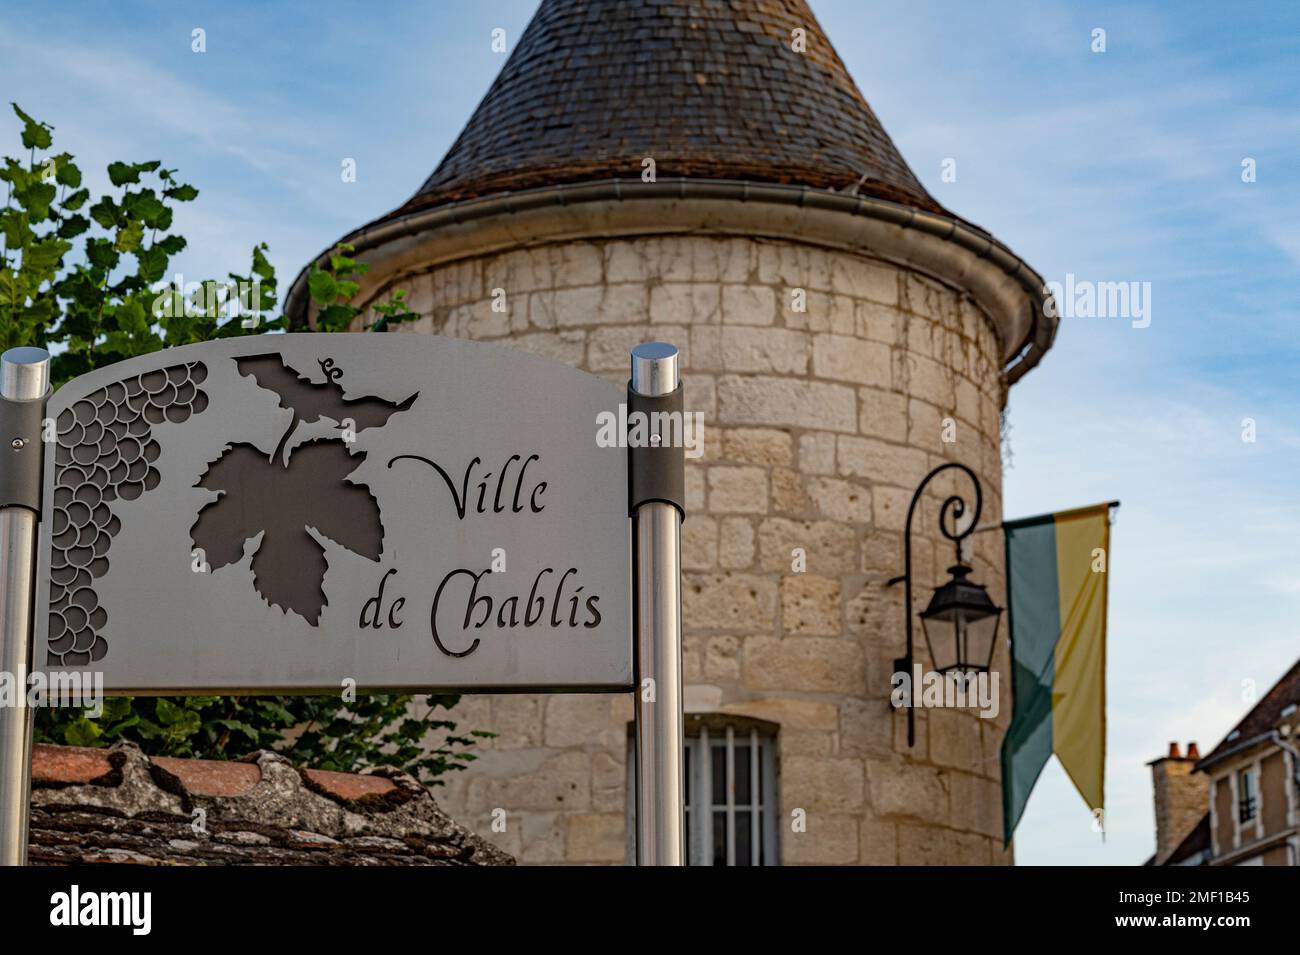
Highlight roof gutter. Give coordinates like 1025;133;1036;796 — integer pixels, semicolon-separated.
1196;729;1291;773
1272;729;1300;791
283;178;1057;383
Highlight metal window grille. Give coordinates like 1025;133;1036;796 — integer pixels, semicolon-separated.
627;720;778;865
1237;796;1257;824
1237;768;1257;823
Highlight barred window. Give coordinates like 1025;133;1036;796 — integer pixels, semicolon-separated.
628;715;778;865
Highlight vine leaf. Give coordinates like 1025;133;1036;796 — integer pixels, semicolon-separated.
235;353;416;434
190;439;383;624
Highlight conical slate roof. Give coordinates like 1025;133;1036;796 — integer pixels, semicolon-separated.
382;0;946;222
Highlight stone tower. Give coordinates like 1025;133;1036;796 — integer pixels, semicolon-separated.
287;0;1055;864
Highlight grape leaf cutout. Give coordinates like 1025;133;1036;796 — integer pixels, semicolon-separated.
190;439;383;624
235;353;417;462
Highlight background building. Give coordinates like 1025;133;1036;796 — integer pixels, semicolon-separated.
1150;660;1300;866
288;0;1055;864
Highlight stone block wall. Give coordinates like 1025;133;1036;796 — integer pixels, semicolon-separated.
359;234;1013;864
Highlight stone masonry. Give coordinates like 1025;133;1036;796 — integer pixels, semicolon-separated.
354;233;1014;865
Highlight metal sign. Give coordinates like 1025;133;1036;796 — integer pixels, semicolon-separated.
30;334;632;694
0;336;684;868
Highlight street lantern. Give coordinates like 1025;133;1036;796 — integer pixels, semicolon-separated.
886;462;1002;747
919;563;1002;676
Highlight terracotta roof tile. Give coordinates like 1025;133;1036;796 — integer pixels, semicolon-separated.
151;755;261;797
302;767;397;803
28;742;512;866
31;744;116;787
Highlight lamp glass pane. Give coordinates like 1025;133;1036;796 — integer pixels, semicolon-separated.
920;613;959;673
965;611;1000;672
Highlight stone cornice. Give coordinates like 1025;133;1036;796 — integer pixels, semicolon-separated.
286;179;1057;384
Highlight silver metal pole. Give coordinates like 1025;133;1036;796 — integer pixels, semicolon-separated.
0;346;49;866
630;342;685;866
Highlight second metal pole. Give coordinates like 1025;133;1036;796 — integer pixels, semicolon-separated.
630;342;685;866
0;346;50;867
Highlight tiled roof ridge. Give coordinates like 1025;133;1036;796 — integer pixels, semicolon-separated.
29;741;514;866
1199;657;1300;766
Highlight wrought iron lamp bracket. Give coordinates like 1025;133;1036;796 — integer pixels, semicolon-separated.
885;462;983;747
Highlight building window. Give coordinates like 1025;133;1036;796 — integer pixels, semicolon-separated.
627;715;779;865
1237;766;1257;824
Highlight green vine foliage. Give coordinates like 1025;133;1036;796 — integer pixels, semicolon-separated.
4;104;485;784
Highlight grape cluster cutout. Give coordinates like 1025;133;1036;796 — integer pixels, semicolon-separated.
47;361;209;665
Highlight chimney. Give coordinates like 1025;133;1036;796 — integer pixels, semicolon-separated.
1148;741;1207;864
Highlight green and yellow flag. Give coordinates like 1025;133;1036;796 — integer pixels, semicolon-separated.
1001;503;1111;845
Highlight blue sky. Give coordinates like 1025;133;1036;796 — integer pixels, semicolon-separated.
4;1;1298;865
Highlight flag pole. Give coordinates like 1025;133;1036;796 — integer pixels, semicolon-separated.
971;500;1121;535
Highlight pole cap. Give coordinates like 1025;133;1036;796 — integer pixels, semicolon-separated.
630;342;679;398
0;347;51;402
